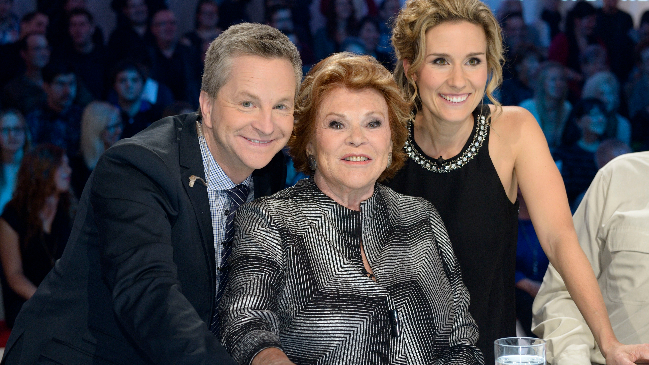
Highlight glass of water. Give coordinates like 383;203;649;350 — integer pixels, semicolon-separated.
495;337;545;364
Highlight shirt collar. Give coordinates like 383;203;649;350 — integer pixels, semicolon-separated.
196;122;252;192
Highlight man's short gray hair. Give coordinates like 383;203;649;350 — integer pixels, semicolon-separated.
201;23;302;102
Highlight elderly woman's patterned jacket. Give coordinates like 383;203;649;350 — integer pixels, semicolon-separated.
219;178;484;365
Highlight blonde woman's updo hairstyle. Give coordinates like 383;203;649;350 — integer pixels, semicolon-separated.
392;0;504;111
289;52;411;181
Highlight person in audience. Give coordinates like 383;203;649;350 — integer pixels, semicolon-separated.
50;8;108;101
519;62;571;152
533;151;649;365
18;11;48;38
626;39;649;122
376;0;400;56
0;0;19;45
313;0;358;61
554;98;607;209
219;51;484;365
638;10;649;45
578;44;609;90
26;62;82;158
147;8;202;107
46;0;105;52
515;189;549;338
548;1;600;86
357;15;393;69
537;0;561;49
498;43;542;107
0;144;73;328
108;61;161;138
0;23;300;365
267;4;315;69
0;109;29;213
595;0;634;83
581;71;631;145
387;0;649;362
0;11;48;89
500;11;537;80
570;138;631;209
107;0;152;68
183;0;221;63
1;33;49;116
70;101;122;197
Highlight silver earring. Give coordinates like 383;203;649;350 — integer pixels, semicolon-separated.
387;152;392;168
308;155;317;171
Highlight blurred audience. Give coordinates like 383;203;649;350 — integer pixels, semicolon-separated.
537;0;561;49
356;15;393;69
147;9;201;108
554;98;607;209
107;61;160;139
267;4;315;69
313;0;358;61
1;33;49;116
26;63;82;158
70;102;122;197
0;109;29;213
548;1;601;92
50;8;108;100
107;0;152;69
520;62;571;152
498;44;542;107
0;144;73;328
0;11;49;89
0;0;19;45
183;0;222;63
581;71;631;145
595;0;635;83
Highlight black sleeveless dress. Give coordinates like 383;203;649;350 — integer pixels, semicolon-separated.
386;105;519;363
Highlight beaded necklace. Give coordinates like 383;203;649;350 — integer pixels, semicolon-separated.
404;111;490;173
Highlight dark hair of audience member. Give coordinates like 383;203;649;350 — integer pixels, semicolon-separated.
66;7;94;24
7;144;72;246
42;62;76;84
109;60;147;87
162;101;194;118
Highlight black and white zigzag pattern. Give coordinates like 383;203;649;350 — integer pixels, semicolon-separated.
219;178;484;365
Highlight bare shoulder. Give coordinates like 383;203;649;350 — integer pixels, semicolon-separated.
488;105;545;147
489;105;538;131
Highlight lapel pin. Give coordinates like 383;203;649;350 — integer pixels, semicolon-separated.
189;175;207;187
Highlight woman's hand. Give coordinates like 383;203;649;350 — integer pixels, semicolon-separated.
604;342;649;365
251;348;296;365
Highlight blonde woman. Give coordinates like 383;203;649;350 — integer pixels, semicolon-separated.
70;101;122;196
386;0;649;362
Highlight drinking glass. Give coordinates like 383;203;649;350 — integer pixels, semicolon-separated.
494;337;545;364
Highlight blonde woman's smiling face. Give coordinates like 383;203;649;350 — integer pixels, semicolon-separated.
408;21;488;125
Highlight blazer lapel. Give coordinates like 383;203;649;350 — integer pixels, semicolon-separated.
178;113;216;290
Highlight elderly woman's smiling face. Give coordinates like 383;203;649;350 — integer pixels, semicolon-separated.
307;86;392;205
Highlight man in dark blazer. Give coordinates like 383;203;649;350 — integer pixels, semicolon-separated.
1;23;302;365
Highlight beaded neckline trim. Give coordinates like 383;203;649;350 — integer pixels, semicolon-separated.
404;112;490;173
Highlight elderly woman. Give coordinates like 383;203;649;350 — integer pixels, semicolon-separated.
218;53;483;365
387;0;649;363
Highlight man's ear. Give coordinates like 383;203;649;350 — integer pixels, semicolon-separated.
403;59;416;82
199;91;213;127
